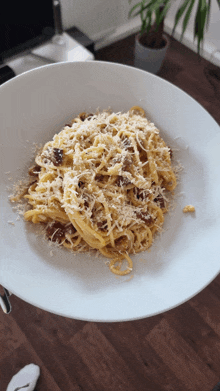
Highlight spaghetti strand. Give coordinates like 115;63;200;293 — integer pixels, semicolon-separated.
20;108;176;275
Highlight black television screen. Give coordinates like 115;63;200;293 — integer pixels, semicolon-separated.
0;0;55;62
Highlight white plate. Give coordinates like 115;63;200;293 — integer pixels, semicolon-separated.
0;61;219;322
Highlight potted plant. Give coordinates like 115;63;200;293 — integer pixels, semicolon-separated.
129;0;220;74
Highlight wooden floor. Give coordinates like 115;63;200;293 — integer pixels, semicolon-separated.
1;34;220;391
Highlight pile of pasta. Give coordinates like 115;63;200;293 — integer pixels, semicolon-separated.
23;106;176;275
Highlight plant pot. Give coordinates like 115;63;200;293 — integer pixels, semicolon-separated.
134;33;170;74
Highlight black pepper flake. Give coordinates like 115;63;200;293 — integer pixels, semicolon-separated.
53;148;63;166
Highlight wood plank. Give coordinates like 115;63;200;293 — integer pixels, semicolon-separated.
0;309;62;391
165;301;220;376
8;297;88;390
207;274;220;297
146;318;218;390
70;322;157;391
190;286;220;337
99;320;187;390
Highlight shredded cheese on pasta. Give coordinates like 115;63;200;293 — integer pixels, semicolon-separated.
19;106;177;275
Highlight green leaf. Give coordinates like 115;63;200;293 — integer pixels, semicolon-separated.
172;0;191;36
156;0;172;26
140;1;148;32
136;0;168;33
128;2;142;18
139;0;163;14
140;2;145;22
149;0;165;13
154;0;171;30
141;20;147;34
146;9;153;34
180;0;196;40
155;7;160;27
139;8;152;35
206;0;211;28
194;0;208;54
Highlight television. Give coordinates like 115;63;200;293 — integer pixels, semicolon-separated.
0;0;56;63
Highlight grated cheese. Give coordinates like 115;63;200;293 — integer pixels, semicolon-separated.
10;107;179;276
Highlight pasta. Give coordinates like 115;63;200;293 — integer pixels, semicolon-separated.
183;205;195;213
21;107;177;275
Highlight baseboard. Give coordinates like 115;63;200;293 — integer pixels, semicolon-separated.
95;17;220;68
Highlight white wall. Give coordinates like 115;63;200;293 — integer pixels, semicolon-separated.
61;0;220;67
61;0;121;39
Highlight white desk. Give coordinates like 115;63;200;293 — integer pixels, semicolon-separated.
6;33;94;76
